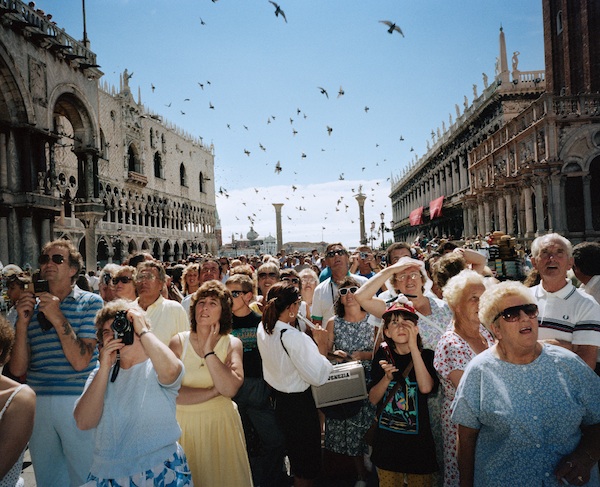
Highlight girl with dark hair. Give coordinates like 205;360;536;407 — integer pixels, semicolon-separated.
368;302;439;486
169;280;253;486
257;282;332;487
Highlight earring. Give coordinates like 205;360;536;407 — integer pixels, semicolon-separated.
289;312;294;318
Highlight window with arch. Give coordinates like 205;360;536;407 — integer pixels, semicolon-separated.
199;172;205;193
128;144;141;173
556;10;563;34
154;152;164;179
180;163;187;187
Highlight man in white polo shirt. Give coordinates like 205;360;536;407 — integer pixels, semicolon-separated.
530;233;600;369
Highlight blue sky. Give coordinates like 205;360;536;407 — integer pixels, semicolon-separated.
39;0;544;247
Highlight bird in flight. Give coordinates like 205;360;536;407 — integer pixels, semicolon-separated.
209;102;215;109
151;83;155;92
269;1;287;22
326;126;333;136
337;86;345;98
339;173;345;180
244;149;251;156
199;17;206;25
380;20;404;37
317;87;329;98
275;161;282;174
364;106;369;113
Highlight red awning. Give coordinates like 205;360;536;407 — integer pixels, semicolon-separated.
409;206;424;226
429;196;444;219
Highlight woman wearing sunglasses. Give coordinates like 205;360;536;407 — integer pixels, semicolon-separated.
112;266;137;301
252;261;281;314
324;276;376;487
452;281;600;487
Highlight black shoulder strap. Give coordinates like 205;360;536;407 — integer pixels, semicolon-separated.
279;328;289;356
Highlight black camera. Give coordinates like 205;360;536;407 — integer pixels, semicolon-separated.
111;310;134;345
34;280;50;294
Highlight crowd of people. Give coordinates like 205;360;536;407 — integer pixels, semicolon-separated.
0;232;599;487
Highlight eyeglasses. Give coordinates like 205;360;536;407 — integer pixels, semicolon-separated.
112;276;133;285
258;272;278;279
38;254;65;265
326;249;347;258
136;273;158;282
493;303;539;322
230;290;246;298
396;272;421;282
339;286;358;295
282;277;300;284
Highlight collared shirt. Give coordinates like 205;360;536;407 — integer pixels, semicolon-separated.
137;295;189;345
257;320;332;393
533;281;600;348
27;286;103;395
311;274;368;325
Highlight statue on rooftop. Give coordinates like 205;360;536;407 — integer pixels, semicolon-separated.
482;72;488;88
512;51;520;72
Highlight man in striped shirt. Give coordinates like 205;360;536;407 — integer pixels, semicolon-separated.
10;239;103;486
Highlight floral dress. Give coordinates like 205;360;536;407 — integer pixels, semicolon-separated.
433;326;494;487
324;313;376;456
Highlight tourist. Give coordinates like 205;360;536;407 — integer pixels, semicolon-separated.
299;268;319;317
112;265;137;301
453;281;600;486
169;281;253;486
74;300;192;486
257;282;332;487
433;270;494;487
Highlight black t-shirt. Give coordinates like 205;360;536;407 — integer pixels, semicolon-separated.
368;346;439;474
231;311;263;378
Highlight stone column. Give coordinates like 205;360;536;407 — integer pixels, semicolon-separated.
524;186;535;237
483;199;491;234
550;174;564;233
273;203;284;251
477;201;484;236
583;175;594;233
497;195;506;233
41;218;51;247
534;178;545;235
0;132;7;190
21;215;34;269
0;216;8;265
354;193;367;245
505;192;514;235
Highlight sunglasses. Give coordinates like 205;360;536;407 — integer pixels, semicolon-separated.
493;303;539;322
112;276;133;285
230;290;246;298
339;286;358;295
326;249;347;258
258;272;278;279
282;277;300;284
38;254;65;265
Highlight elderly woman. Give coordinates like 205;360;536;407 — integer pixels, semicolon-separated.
112;265;137;301
168;280;253;486
74;300;192;486
0;317;36;487
299;268;319;311
452;281;600;487
433;270;494;487
257;282;332;487
324;276;376;486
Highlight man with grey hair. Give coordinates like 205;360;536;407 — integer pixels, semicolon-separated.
530;233;600;369
135;260;189;345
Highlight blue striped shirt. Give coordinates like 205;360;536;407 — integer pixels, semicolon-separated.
27;286;103;396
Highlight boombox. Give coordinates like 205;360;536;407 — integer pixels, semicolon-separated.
311;361;368;408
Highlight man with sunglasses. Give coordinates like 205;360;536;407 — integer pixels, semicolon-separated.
9;239;104;486
311;243;368;328
530;233;600;370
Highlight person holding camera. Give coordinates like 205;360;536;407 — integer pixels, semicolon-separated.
74;300;192;486
8;239;103;487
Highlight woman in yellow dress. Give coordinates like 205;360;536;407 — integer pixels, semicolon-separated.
169;280;253;486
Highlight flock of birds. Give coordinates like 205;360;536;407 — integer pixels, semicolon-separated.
144;1;411;241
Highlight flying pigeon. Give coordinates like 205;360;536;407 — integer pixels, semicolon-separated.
380;20;404;37
269;1;287;22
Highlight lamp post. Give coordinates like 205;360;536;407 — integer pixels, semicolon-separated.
380;212;386;249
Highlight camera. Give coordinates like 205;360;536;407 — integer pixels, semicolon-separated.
111;310;134;345
360;252;367;259
34;280;49;294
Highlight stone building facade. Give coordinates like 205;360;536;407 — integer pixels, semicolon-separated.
0;0;217;270
390;0;600;247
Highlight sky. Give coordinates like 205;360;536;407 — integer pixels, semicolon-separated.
38;0;545;248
